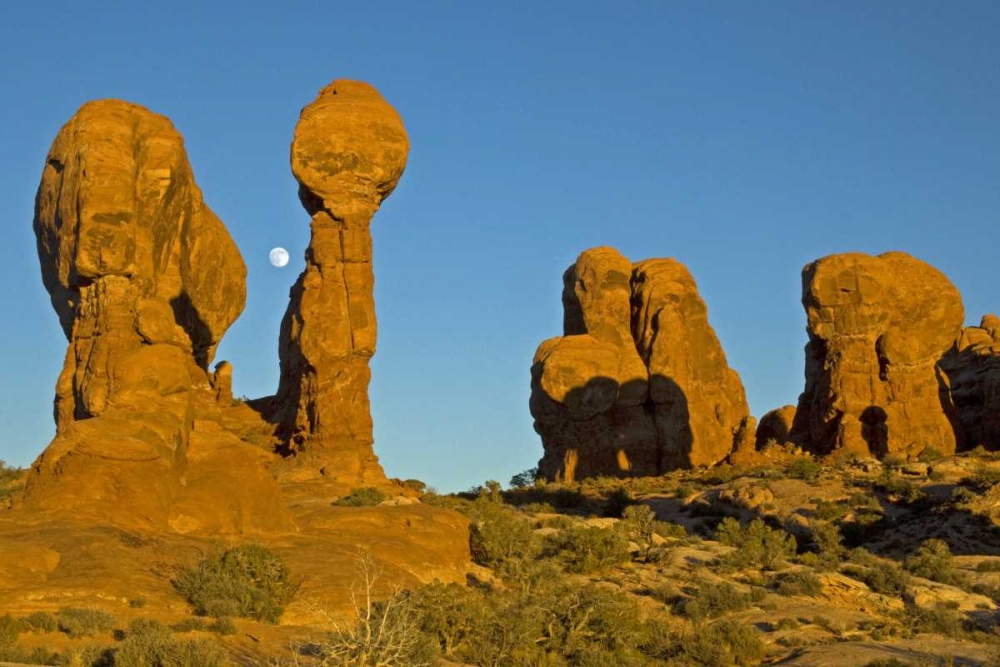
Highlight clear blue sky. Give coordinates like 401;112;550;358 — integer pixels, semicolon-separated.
1;2;997;492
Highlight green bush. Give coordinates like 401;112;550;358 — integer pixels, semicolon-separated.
21;611;57;633
621;504;655;555
170;617;209;633
509;468;539;488
903;602;967;638
875;471;924;504
0;460;23;508
544;525;631;574
402;479;427;493
115;618;231;667
0;614;18;647
843;561;910;597
772;570;823;597
653;521;688;540
661;619;766;666
716;517;796;570
468;503;539;569
678;581;762;621
968;465;1000;491
976;560;1000;573
787;457;822;482
207;617;236;636
905;538;967;586
57;607;116;637
172;544;297;622
334;487;388;507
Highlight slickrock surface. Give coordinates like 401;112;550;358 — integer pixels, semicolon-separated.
532;247;750;481
26;99;288;532
274;80;409;483
790;252;965;458
941;314;1000;450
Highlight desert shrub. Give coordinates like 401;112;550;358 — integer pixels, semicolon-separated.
509;468;539;488
875;470;924;504
843;561;910;597
952;486;978;504
408;582;480;657
21;611;57;633
0;460;23;508
905;539;967;586
115;618;231;667
334;487;388;507
654;520;688;539
678;581;762;621
170;617;209;633
621;504;655;555
976;560;1000;573
862;660;911;667
57;607;116;637
172;544;297;622
668;619;765;666
538;515;575;530
775;617;800;631
401;479;426;493
903;602;967;638
715;517;796;571
675;483;698;499
772;570;823;597
521;501;557;514
468;503;539;569
0;645;59;665
128;597;147;609
968;465;1000;491
544;525;630;574
207;617;236;636
787;457;822;482
0;614;18;646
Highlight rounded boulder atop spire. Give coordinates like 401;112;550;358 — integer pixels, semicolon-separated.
291;80;409;217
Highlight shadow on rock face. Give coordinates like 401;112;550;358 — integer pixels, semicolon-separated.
861;405;889;459
531;373;695;482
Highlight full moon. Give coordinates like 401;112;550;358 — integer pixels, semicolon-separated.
269;247;290;268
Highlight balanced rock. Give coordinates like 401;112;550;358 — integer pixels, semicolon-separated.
940;315;1000;450
274;80;409;482
26;100;288;532
532;248;751;481
790;252;964;458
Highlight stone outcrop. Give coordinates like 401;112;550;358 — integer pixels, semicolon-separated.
941;315;1000;450
531;247;751;481
274;80;409;483
26;100;289;532
756;405;797;448
790;252;965;459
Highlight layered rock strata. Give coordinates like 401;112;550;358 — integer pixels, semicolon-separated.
790;252;965;458
531;247;751;481
274;80;409;482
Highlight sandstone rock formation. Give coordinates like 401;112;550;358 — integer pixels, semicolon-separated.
274;80;409;483
790;252;965;459
531;247;751;481
26;100;288;532
756;405;797;448
941;315;1000;450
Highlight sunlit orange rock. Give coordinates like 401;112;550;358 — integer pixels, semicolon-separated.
274;80;409;482
27;99;288;532
532;247;751;481
790;252;964;459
